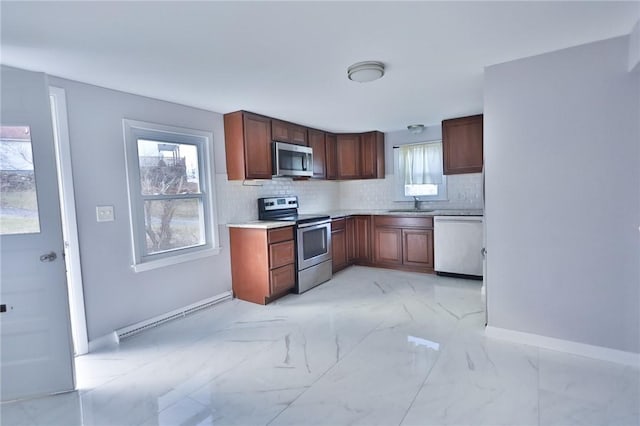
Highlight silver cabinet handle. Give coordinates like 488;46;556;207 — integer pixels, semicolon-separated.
481;247;487;258
40;251;57;262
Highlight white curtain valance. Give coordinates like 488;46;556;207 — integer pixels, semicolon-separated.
398;142;443;185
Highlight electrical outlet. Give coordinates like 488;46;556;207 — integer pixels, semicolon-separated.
96;205;115;222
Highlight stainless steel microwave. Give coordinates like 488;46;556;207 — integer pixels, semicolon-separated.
272;141;313;177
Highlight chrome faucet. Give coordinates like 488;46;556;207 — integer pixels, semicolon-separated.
413;196;420;210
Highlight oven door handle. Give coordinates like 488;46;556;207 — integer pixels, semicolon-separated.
297;219;332;229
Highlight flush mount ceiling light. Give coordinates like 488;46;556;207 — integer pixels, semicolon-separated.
347;61;385;83
407;124;425;134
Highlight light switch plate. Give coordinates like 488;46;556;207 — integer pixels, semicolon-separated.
96;205;115;222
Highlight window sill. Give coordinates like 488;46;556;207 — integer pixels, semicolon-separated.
131;247;221;273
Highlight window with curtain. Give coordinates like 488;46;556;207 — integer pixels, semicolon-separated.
394;141;447;201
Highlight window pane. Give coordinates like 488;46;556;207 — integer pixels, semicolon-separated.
137;140;200;195
143;198;204;254
405;184;438;196
0;126;41;235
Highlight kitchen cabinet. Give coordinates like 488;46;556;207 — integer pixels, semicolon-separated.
229;226;295;304
224;111;273;180
373;216;434;272
272;119;308;146
337;134;361;179
331;218;348;273
308;129;327;179
224;110;385;181
373;227;402;266
325;133;338;180
346;216;356;263
360;131;385;179
352;215;372;264
442;114;483;175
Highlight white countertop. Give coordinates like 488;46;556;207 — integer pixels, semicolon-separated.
226;220;295;229
227;209;483;228
320;209;484;219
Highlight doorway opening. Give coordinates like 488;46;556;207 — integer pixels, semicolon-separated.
49;86;89;357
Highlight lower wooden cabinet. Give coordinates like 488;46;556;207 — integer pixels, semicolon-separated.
332;215;372;272
230;226;296;304
402;229;434;269
373;227;402;266
331;218;348;273
373;216;434;272
353;215;372;264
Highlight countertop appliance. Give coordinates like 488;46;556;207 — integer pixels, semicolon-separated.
258;196;332;293
272;142;313;178
434;216;484;278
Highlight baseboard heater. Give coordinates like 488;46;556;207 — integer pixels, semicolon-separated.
115;291;232;341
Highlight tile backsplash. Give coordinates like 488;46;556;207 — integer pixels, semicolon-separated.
339;173;484;211
215;175;340;224
216;172;483;224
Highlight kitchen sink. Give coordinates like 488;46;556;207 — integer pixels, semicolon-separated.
387;209;435;213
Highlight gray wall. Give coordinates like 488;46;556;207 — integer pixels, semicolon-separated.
49;77;232;341
484;36;640;353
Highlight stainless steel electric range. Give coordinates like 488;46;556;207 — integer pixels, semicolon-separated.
258;196;332;293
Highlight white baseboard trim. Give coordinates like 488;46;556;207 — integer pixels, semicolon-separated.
485;326;640;367
116;291;232;340
88;331;119;353
88;291;232;353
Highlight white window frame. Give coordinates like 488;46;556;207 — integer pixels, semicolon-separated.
123;119;219;272
393;140;448;202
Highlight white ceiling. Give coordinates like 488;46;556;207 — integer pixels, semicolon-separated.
2;1;639;133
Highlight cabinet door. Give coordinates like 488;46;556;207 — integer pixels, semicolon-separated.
243;113;273;179
354;215;371;263
270;264;295;295
331;229;347;272
290;125;308;146
271;119;290;142
345;216;356;263
269;240;295;269
325;133;338;180
402;229;434;268
373;227;402;265
360;131;384;179
308;129;326;179
337;134;361;179
442;114;483;175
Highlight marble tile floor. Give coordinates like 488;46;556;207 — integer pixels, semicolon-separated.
2;266;639;426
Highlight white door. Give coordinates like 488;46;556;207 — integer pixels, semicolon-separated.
0;66;75;401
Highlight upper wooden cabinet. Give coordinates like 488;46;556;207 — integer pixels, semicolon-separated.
336;132;384;180
442;114;483;175
360;131;385;179
272;119;308;146
224;111;273;180
337;134;361;179
307;129;326;179
325;133;338;180
223;110;385;181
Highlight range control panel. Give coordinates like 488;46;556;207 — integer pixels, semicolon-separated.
259;196;298;211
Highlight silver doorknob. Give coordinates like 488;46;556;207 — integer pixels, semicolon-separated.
40;252;57;262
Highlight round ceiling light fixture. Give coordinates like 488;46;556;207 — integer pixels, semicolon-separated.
347;61;385;83
407;124;426;134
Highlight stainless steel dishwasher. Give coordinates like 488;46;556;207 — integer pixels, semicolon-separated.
434;216;484;277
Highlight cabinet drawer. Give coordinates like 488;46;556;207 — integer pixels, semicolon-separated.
375;216;433;229
269;240;295;269
268;226;294;244
270;264;295;295
331;218;345;231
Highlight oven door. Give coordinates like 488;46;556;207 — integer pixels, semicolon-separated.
297;220;332;270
